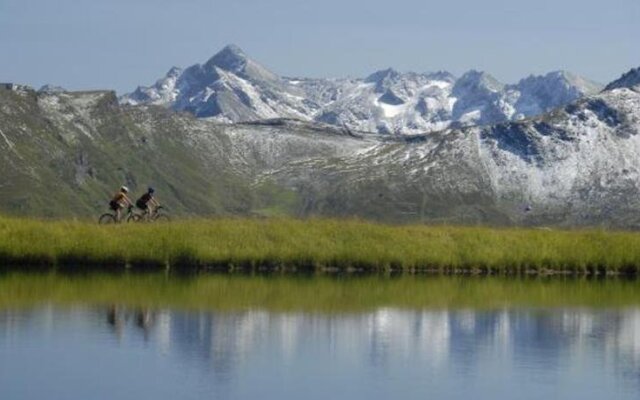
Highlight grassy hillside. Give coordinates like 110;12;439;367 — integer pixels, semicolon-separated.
0;89;256;217
1;216;640;274
0;88;510;224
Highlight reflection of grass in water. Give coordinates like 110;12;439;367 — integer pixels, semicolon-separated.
2;216;640;273
2;272;640;312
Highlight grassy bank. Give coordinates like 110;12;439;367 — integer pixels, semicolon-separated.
1;215;640;274
2;273;640;312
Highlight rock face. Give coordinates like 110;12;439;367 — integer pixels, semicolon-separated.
2;66;640;227
605;67;640;91
121;45;602;135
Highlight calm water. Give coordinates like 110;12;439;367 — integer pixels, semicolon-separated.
2;304;640;399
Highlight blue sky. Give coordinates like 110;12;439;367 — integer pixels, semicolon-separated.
0;0;638;93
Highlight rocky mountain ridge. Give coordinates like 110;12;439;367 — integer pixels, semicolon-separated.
605;67;640;91
121;45;603;135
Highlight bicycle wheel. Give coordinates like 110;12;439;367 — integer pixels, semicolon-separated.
154;214;170;223
98;213;117;225
127;213;142;223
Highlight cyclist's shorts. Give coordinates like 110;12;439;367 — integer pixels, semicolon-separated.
109;200;123;211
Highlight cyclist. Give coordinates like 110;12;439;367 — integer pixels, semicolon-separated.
109;186;133;222
135;187;160;220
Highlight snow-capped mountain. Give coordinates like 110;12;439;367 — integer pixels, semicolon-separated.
123;45;320;123
3;65;640;226
121;45;602;135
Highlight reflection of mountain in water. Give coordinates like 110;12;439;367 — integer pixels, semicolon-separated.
2;307;640;392
96;307;640;383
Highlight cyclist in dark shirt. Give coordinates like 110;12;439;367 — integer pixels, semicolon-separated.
135;187;160;220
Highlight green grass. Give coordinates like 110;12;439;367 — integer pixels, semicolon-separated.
2;273;640;312
2;215;640;274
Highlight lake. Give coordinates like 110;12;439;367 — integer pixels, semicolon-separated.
1;273;640;399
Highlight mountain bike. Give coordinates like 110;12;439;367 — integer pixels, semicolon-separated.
127;206;171;223
98;205;136;224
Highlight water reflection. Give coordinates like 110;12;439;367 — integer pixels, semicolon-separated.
106;306;155;341
1;307;640;399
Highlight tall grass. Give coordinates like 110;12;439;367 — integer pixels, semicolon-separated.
1;215;640;273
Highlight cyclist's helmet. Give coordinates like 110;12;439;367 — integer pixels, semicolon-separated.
120;186;129;193
148;187;155;194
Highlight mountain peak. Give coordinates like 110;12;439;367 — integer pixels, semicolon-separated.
38;84;66;93
201;44;279;84
547;70;602;94
425;71;456;82
365;68;400;83
515;71;602;96
605;67;640;91
222;43;245;55
540;70;580;86
218;44;247;61
546;70;573;79
166;66;182;77
455;70;504;93
205;44;249;72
